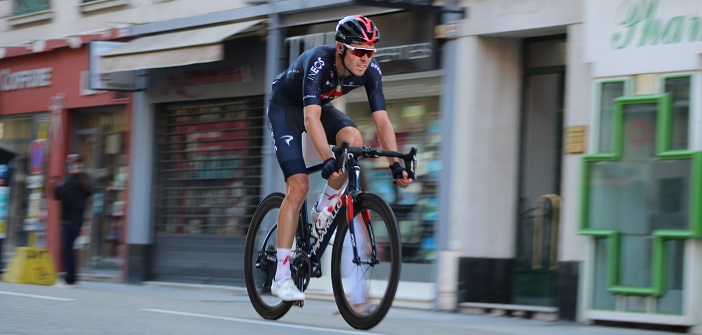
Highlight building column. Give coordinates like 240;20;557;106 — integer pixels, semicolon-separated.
434;0;464;311
126;90;154;283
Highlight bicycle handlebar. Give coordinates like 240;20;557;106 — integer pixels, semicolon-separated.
331;141;418;180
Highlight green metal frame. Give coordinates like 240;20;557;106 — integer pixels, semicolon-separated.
580;91;702;297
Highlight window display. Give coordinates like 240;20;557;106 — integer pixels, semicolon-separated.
74;108;128;271
346;96;440;263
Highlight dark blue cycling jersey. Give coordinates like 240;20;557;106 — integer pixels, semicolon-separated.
269;45;386;113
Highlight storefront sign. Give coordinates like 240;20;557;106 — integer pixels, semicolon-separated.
611;0;702;49
0;67;52;91
375;43;433;63
285;12;438;75
353;0;433;10
149;37;265;103
585;0;702;77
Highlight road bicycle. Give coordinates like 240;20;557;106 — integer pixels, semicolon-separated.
244;141;417;329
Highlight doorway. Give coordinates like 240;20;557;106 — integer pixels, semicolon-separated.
512;36;566;307
73;108;128;274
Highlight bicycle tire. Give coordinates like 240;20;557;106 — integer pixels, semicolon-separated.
331;192;401;330
244;192;295;319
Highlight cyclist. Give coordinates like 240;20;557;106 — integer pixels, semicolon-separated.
267;15;414;306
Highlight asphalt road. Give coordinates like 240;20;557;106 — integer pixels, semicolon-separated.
0;281;685;335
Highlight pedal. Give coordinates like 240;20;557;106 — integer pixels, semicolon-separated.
295;300;305;308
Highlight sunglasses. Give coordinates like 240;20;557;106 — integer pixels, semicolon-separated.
343;43;376;58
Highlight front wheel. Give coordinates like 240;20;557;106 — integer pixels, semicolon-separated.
331;193;401;330
244;192;292;319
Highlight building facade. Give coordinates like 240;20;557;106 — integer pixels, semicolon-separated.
0;29;131;278
4;0;702;331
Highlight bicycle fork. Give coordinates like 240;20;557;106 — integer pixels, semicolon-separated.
345;198;380;266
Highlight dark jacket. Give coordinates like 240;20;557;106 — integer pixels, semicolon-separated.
54;173;92;226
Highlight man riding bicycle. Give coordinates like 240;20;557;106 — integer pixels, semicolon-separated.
267;15;414;307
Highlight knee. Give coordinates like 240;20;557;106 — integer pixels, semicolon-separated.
347;135;363;147
286;175;309;204
336;127;363;147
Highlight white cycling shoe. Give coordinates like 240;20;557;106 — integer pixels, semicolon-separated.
271;276;305;301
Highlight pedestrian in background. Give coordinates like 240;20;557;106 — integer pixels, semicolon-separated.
53;153;92;287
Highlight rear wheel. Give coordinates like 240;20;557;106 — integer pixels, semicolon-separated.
244;192;298;319
331;192;401;330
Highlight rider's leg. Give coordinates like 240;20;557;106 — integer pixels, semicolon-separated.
268;101;309;300
273;173;308;301
276;173;308;276
313;126;363;211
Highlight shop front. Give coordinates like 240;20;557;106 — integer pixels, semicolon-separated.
282;11;443;305
581;0;702;329
144;35;267;285
0;34;130;278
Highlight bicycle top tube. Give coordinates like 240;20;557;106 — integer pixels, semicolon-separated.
304;141;417;180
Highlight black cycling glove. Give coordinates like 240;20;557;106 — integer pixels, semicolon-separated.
390;162;405;180
321;158;337;179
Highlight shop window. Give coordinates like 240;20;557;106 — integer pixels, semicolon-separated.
525;37;566;68
13;0;50;15
73;109;128;271
663;76;691;150
597;81;626;153
0;115;48;256
343;97;440;264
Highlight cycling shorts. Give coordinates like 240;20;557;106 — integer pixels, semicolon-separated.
267;100;357;180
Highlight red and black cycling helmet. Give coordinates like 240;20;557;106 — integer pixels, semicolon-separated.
335;15;380;45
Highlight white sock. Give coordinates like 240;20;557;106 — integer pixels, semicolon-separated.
316;184;341;212
275;248;291;281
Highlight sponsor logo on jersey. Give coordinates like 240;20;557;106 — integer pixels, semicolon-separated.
306;57;325;81
370;62;382;76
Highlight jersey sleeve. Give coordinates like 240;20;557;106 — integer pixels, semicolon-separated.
301;51;326;107
365;60;386;113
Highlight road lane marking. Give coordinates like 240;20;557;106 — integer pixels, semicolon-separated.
141;308;383;335
0;291;75;301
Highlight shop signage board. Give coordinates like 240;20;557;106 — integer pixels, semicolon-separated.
353;0;434;10
585;0;702;77
285;12;439;75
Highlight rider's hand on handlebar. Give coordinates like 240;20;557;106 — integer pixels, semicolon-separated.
390;162;413;189
321;157;342;180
